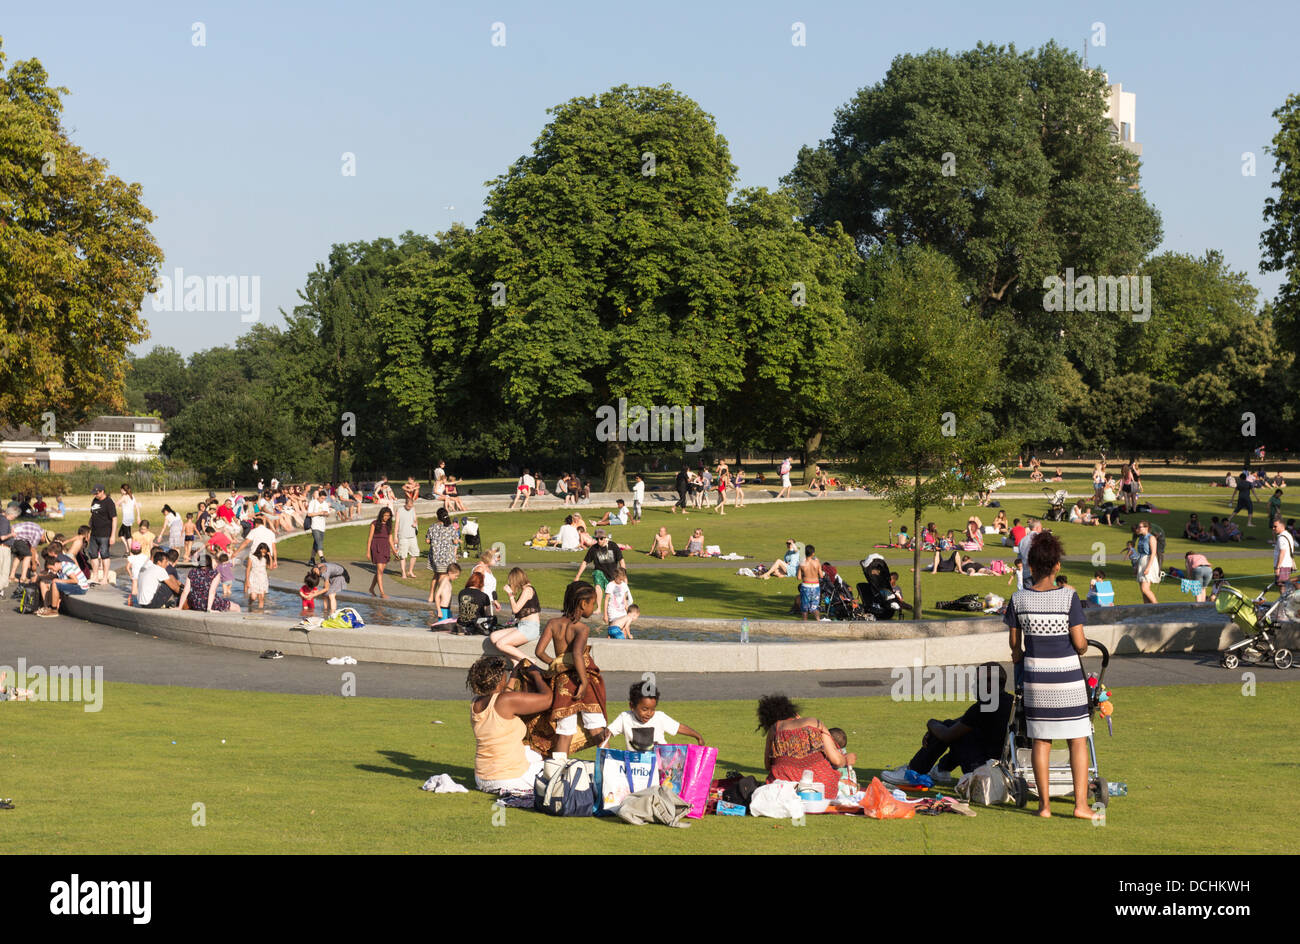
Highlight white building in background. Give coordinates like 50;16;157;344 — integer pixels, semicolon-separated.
1102;74;1141;158
0;416;166;472
1100;73;1142;193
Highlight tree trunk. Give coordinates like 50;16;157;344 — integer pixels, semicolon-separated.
912;466;923;620
602;439;627;494
802;427;823;484
331;439;342;486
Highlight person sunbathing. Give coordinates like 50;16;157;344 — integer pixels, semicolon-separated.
760;539;801;579
648;527;675;559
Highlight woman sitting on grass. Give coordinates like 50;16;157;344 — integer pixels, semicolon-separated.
467;655;553;795
758;694;848;801
648;526;675;559
685;528;705;557
992;510;1009;537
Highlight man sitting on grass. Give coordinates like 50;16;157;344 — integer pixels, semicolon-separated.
882;662;1012;786
591;500;630;527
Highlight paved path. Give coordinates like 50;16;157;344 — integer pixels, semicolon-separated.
1;608;1291;703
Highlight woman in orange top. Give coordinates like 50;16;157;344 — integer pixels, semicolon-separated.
467;655;553;794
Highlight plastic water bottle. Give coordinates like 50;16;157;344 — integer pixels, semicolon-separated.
1108;781;1128;797
740;617;749;644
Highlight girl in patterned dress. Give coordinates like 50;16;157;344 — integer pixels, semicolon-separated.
1003;531;1096;820
245;543;271;609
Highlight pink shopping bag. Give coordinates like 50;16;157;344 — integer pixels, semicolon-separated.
679;744;718;819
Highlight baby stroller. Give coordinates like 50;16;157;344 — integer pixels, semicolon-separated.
1216;583;1294;669
460;517;482;556
820;565;867;621
1043;488;1069;522
858;554;899;621
1002;640;1112;809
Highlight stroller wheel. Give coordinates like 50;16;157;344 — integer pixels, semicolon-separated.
1012;776;1028;809
1093;778;1109;808
1221;652;1239;670
1274;649;1293;670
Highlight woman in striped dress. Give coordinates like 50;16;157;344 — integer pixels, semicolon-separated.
1004;531;1096;820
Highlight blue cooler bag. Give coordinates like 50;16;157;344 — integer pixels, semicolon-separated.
534;759;596;817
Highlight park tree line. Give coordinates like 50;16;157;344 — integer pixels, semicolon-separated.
6;37;1296;488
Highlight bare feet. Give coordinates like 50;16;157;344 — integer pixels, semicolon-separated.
1037;806;1052;818
1074;806;1100;821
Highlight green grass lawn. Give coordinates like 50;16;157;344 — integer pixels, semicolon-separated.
273;491;1288;622
4;680;1295;853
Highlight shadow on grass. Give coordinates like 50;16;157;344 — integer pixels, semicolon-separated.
357;749;474;785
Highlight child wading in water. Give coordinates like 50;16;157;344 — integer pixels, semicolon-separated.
431;563;461;624
530;582;610;760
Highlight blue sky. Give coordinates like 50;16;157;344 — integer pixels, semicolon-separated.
4;0;1294;354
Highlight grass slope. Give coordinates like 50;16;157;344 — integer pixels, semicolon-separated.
2;681;1294;853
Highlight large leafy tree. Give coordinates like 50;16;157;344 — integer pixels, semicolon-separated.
1261;93;1300;354
476;84;745;489
784;42;1162;445
719;187;857;478
1061;251;1295;452
291;234;435;479
839;245;1006;618
368;225;525;470
0;40;162;427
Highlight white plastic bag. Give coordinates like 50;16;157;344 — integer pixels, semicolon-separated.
956;761;1010;806
748;780;804;818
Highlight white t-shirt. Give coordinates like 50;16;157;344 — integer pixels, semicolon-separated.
136;561;168;602
521;473;535;491
246;524;277;552
606;709;680;751
1276;532;1296;569
613;506;629;525
308;499;329;532
337;485;351;501
396;504;418;539
479;567;497;599
632;481;645;503
556;524;580;551
125;552;148;580
434;467;446;481
606;580;634;620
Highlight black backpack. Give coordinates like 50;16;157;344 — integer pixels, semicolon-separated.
937;594;985;612
721;773;760;807
15;584;41;615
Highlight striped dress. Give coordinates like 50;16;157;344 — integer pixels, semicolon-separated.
1004;586;1091;740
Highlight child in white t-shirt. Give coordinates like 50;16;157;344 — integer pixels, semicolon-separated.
125;542;149;600
632;475;645;522
604;567;634;625
603;682;704;752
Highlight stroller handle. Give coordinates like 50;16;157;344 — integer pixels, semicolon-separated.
1086;639;1110;695
1086;639;1110;667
